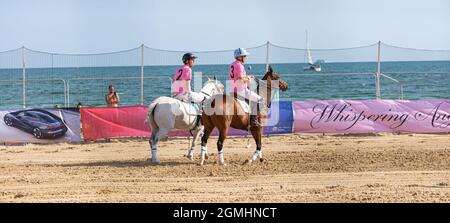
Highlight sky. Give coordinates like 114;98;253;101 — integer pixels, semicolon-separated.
0;0;449;53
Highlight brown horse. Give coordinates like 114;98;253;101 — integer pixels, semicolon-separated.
200;66;288;165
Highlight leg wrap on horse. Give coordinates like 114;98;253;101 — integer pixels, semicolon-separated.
251;150;261;161
151;146;159;163
218;150;225;164
217;141;225;164
200;146;208;163
188;146;195;157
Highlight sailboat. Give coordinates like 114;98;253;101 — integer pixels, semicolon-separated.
303;31;322;72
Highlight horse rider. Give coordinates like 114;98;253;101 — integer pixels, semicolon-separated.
229;48;264;127
172;53;204;127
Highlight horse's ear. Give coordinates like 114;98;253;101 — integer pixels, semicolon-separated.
268;65;273;73
207;76;211;81
213;76;217;80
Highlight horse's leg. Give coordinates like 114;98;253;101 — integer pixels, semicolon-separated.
150;107;175;164
187;125;204;161
246;127;263;164
200;125;213;165
149;117;159;161
217;126;229;165
149;130;157;158
150;127;170;164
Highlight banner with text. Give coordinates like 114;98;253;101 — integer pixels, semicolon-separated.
293;99;450;133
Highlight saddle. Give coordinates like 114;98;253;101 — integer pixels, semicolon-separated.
174;93;203;129
230;92;251;114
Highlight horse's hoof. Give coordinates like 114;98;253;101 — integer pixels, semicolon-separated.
259;158;265;163
187;155;194;161
199;160;205;166
205;154;209;160
151;160;161;164
219;162;227;166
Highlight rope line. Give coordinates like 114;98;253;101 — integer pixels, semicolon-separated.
0;42;449;55
143;43;268;53
268;42;379;51
381;42;450;52
24;46;142;56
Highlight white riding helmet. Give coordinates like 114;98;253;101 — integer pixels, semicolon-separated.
234;48;250;58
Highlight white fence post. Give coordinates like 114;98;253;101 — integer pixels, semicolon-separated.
265;41;270;72
140;44;145;105
22;46;26;108
67;80;71;107
376;41;381;99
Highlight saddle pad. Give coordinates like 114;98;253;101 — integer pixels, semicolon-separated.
178;100;200;116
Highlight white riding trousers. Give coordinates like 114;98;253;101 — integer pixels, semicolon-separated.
175;91;205;103
235;88;263;102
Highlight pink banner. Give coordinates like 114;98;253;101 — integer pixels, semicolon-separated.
81;106;251;141
81;106;151;141
293;99;450;133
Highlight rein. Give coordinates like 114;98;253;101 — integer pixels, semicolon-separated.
200;91;211;97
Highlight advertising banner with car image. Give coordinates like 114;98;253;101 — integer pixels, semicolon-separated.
0;108;81;143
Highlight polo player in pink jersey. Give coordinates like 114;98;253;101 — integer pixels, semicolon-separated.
172;53;205;126
229;48;264;127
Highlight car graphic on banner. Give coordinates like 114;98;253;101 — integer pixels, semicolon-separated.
0;108;80;143
3;109;68;139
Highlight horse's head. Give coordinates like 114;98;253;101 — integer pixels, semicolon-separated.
201;76;224;97
262;65;288;91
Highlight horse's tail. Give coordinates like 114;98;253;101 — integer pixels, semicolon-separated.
145;101;158;130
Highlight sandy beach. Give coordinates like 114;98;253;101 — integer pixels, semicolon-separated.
0;133;449;202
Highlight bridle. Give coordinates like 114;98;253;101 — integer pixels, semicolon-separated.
256;74;284;109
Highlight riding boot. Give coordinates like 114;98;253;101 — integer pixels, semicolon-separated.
250;101;261;128
196;115;202;128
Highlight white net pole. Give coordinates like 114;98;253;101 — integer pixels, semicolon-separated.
265;41;270;72
22;46;26;108
376;41;381;99
141;44;144;105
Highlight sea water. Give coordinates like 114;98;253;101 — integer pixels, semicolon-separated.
0;61;449;109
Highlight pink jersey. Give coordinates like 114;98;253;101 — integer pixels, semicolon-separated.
172;65;192;96
229;60;247;92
